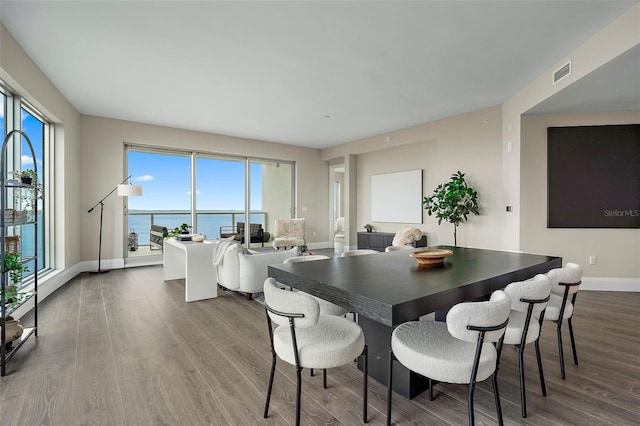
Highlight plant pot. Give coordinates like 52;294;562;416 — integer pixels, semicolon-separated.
1;317;24;349
20;176;33;185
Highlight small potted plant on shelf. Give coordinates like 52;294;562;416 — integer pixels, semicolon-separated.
3;252;29;305
11;169;43;215
13;169;36;185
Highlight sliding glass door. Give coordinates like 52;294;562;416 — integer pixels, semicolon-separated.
125;146;294;258
125;149;191;258
195;155;245;240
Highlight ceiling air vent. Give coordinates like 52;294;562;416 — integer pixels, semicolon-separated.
553;60;571;85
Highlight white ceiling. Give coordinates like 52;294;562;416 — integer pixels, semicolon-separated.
1;1;638;149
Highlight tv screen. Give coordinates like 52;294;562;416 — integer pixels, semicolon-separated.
547;124;640;228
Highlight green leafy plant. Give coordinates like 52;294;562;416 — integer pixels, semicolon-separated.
3;253;29;305
422;171;479;246
166;223;192;238
11;169;43;211
4;253;29;287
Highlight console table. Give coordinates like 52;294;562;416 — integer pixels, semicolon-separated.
357;231;427;252
163;239;217;302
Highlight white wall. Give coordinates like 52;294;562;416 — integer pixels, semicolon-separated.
355;106;503;248
80;115;329;265
521;111;640;280
501;4;640;250
1;23;83;309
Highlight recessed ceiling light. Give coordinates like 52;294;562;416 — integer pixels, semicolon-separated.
323;114;331;119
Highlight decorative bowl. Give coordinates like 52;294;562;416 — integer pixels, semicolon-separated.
410;248;453;265
191;234;205;242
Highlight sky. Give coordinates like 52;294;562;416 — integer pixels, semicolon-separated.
0;94;44;175
127;150;263;211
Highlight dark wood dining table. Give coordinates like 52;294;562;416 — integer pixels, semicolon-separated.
268;246;562;398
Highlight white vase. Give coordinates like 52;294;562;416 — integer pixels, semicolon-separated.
2;318;24;349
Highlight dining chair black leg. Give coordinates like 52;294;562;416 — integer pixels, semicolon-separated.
428;378;434;401
323;369;327;389
310;368;314;377
263;353;277;418
518;344;527;417
295;366;302;426
362;345;368;423
467;379;476;426
535;339;547;396
556;321;566;379
568;317;579;365
492;372;504;426
387;349;394;426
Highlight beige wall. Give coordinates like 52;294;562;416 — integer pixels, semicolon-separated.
355;106;503;248
521;111;640;279
1;23;81;272
502;4;640;250
80;116;328;263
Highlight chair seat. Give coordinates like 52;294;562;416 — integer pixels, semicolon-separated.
503;311;541;345
392;321;497;384
541;293;574;321
273;315;364;369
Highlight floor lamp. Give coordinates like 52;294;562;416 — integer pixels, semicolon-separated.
88;175;143;274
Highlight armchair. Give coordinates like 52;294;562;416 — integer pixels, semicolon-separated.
219;222;270;246
272;218;305;250
212;239;297;300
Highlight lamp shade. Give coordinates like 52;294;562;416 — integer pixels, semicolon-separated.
117;184;143;197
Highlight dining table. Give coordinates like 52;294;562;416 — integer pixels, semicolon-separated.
268;245;562;398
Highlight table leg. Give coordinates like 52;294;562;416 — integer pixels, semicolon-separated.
357;316;429;399
163;240;185;281
184;245;218;302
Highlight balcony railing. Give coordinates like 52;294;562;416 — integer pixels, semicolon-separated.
127;210;268;246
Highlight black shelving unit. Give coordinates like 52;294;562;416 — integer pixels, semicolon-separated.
1;130;38;376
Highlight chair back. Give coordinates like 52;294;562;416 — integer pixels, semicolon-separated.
385;245;413;252
284;255;330;263
274;218;306;238
446;290;511;343
341;249;378;257
263;277;319;328
547;262;582;295
504;274;551;315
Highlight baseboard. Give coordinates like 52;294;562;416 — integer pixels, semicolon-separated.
581;276;640;292
11;263;84;319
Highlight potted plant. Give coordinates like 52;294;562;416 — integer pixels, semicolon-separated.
422;171;479;246
166;223;192;238
364;224;373;233
11;169;42;213
3;252;29;304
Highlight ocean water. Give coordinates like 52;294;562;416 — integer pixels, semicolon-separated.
126;213;265;245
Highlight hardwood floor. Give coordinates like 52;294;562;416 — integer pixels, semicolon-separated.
1;266;639;425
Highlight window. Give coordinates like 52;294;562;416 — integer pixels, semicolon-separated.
124;145;294;259
1;83;51;283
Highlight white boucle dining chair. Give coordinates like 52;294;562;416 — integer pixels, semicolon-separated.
540;262;583;379
341;249;378;257
502;274;552;418
387;290;511;426
284;255;350;317
262;277;368;426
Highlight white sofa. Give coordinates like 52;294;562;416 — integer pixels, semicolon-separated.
213;239;297;299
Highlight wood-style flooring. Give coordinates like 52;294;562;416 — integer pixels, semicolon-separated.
1;266;638;425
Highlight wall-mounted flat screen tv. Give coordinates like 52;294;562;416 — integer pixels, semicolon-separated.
547;124;640;228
